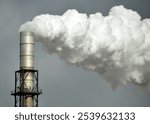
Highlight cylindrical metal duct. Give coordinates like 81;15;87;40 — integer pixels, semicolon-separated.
11;31;41;107
20;32;34;70
20;32;34;107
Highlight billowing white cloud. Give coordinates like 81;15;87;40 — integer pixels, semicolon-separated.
20;5;150;90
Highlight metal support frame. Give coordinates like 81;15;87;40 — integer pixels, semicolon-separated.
11;69;42;107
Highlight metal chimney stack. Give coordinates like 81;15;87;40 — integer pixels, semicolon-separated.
20;32;34;70
11;31;42;107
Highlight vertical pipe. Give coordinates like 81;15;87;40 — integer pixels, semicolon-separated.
20;32;34;70
15;72;17;107
37;71;39;107
20;32;34;107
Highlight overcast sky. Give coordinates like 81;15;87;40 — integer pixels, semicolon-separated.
0;0;150;107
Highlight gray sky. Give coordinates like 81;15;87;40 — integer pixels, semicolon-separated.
0;0;150;107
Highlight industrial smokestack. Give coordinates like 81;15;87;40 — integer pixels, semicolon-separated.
11;31;42;107
20;32;34;107
20;32;34;70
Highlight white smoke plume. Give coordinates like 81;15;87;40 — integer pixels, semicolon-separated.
20;5;150;90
